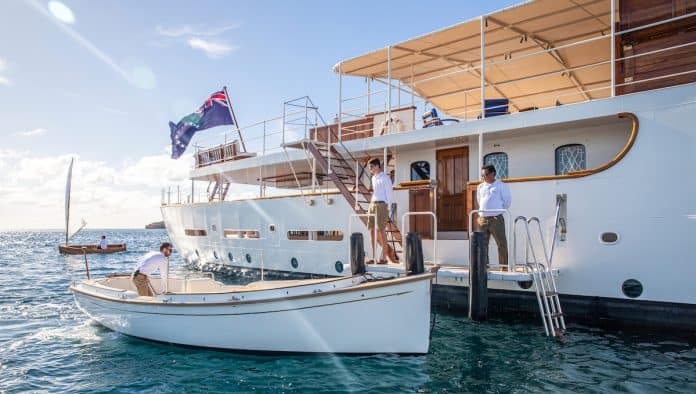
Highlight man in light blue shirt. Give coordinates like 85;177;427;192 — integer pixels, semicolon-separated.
477;164;512;268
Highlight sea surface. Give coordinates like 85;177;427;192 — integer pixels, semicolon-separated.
1;230;694;393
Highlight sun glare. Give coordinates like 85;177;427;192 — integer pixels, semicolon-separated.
48;1;75;24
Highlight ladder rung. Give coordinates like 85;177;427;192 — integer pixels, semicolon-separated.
544;291;558;296
547;312;564;318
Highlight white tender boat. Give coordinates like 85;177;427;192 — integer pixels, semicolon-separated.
70;272;434;354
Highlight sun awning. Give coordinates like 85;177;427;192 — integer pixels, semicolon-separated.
335;0;613;117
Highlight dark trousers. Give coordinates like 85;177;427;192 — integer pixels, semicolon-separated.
477;215;508;266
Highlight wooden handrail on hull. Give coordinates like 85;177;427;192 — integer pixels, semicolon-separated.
468;112;639;186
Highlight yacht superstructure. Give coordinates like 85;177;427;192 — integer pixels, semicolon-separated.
161;0;696;329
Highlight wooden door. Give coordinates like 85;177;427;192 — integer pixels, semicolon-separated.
409;189;433;239
436;147;469;232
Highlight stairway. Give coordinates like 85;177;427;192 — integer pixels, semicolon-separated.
302;139;403;260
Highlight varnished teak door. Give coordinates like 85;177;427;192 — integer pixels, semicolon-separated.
436;147;469;232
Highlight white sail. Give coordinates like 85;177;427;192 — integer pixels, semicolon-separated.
64;158;74;245
68;218;87;241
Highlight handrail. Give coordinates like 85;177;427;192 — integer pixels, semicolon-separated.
468;112;638;185
401;211;438;264
527;217;550;267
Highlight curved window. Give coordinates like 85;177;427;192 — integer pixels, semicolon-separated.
410;161;430;181
483;152;509;179
555;144;586;175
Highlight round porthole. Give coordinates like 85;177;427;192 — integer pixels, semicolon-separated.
517;280;533;290
246;253;252;263
213;251;219;260
269;224;276;232
622;279;643;298
291;257;299;269
600;232;619;244
335;261;344;273
211;224;217;232
228;252;234;262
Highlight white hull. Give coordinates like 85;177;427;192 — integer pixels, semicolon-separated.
71;274;433;354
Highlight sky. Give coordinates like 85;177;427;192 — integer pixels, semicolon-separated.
0;0;517;230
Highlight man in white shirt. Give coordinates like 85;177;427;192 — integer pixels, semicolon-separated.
98;235;108;250
367;158;396;264
132;242;173;296
477;164;512;268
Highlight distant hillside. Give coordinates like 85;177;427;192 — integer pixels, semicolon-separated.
145;221;165;229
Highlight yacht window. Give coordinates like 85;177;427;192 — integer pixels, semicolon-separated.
287;231;309;240
555;144;586;175
410;161;430;181
224;230;260;239
315;231;344;241
484;152;509;179
184;229;207;236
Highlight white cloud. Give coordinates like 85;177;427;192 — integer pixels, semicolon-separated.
0;76;9;86
156;23;240;38
187;38;236;58
0;150;194;229
18;128;47;137
0;58;6;71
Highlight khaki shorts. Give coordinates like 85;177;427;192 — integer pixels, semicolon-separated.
368;202;389;230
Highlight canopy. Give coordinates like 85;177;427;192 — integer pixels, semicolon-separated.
335;0;613;117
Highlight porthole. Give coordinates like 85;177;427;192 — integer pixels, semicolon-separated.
269;224;276;232
622;279;643;298
291;257;298;269
517;280;533;290
335;261;344;273
227;252;234;262
600;232;619;244
211;224;217;232
213;251;219;260
246;253;252;263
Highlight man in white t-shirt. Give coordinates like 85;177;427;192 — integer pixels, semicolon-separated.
132;242;173;296
477;164;512;268
98;235;108;250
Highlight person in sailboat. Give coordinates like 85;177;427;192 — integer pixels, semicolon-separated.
367;158;397;264
132;242;172;296
98;235;108;250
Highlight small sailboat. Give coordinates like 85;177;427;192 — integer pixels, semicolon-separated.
58;158;126;254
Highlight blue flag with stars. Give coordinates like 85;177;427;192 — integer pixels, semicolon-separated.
169;90;234;159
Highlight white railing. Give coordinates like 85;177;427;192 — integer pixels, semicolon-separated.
401;211;438;264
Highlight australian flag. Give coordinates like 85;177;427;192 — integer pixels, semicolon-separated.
169;89;234;159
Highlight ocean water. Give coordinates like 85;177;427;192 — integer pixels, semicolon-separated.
1;230;694;393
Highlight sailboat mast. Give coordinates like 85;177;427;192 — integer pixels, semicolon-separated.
65;158;74;246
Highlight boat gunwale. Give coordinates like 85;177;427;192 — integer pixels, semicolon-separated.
69;273;435;307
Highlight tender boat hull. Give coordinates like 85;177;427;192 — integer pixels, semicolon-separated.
70;274;433;354
59;244;127;254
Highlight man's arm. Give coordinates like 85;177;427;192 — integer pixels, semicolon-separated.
501;183;512;209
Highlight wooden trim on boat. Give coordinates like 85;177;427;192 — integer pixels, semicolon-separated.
468;112;639;185
69;273;435;307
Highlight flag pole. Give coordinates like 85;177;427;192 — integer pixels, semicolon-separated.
223;86;247;152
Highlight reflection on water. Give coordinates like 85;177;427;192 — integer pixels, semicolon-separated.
0;230;694;392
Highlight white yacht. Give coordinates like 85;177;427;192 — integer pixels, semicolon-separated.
161;0;696;330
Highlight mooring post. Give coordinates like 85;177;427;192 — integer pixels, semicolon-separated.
469;231;488;321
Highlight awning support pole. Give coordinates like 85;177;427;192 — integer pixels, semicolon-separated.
610;0;616;97
480;16;486;120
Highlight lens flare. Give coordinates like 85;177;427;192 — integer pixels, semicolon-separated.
48;1;75;24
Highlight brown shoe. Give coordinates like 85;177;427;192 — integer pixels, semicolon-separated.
377;259;388;265
366;259;375;264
